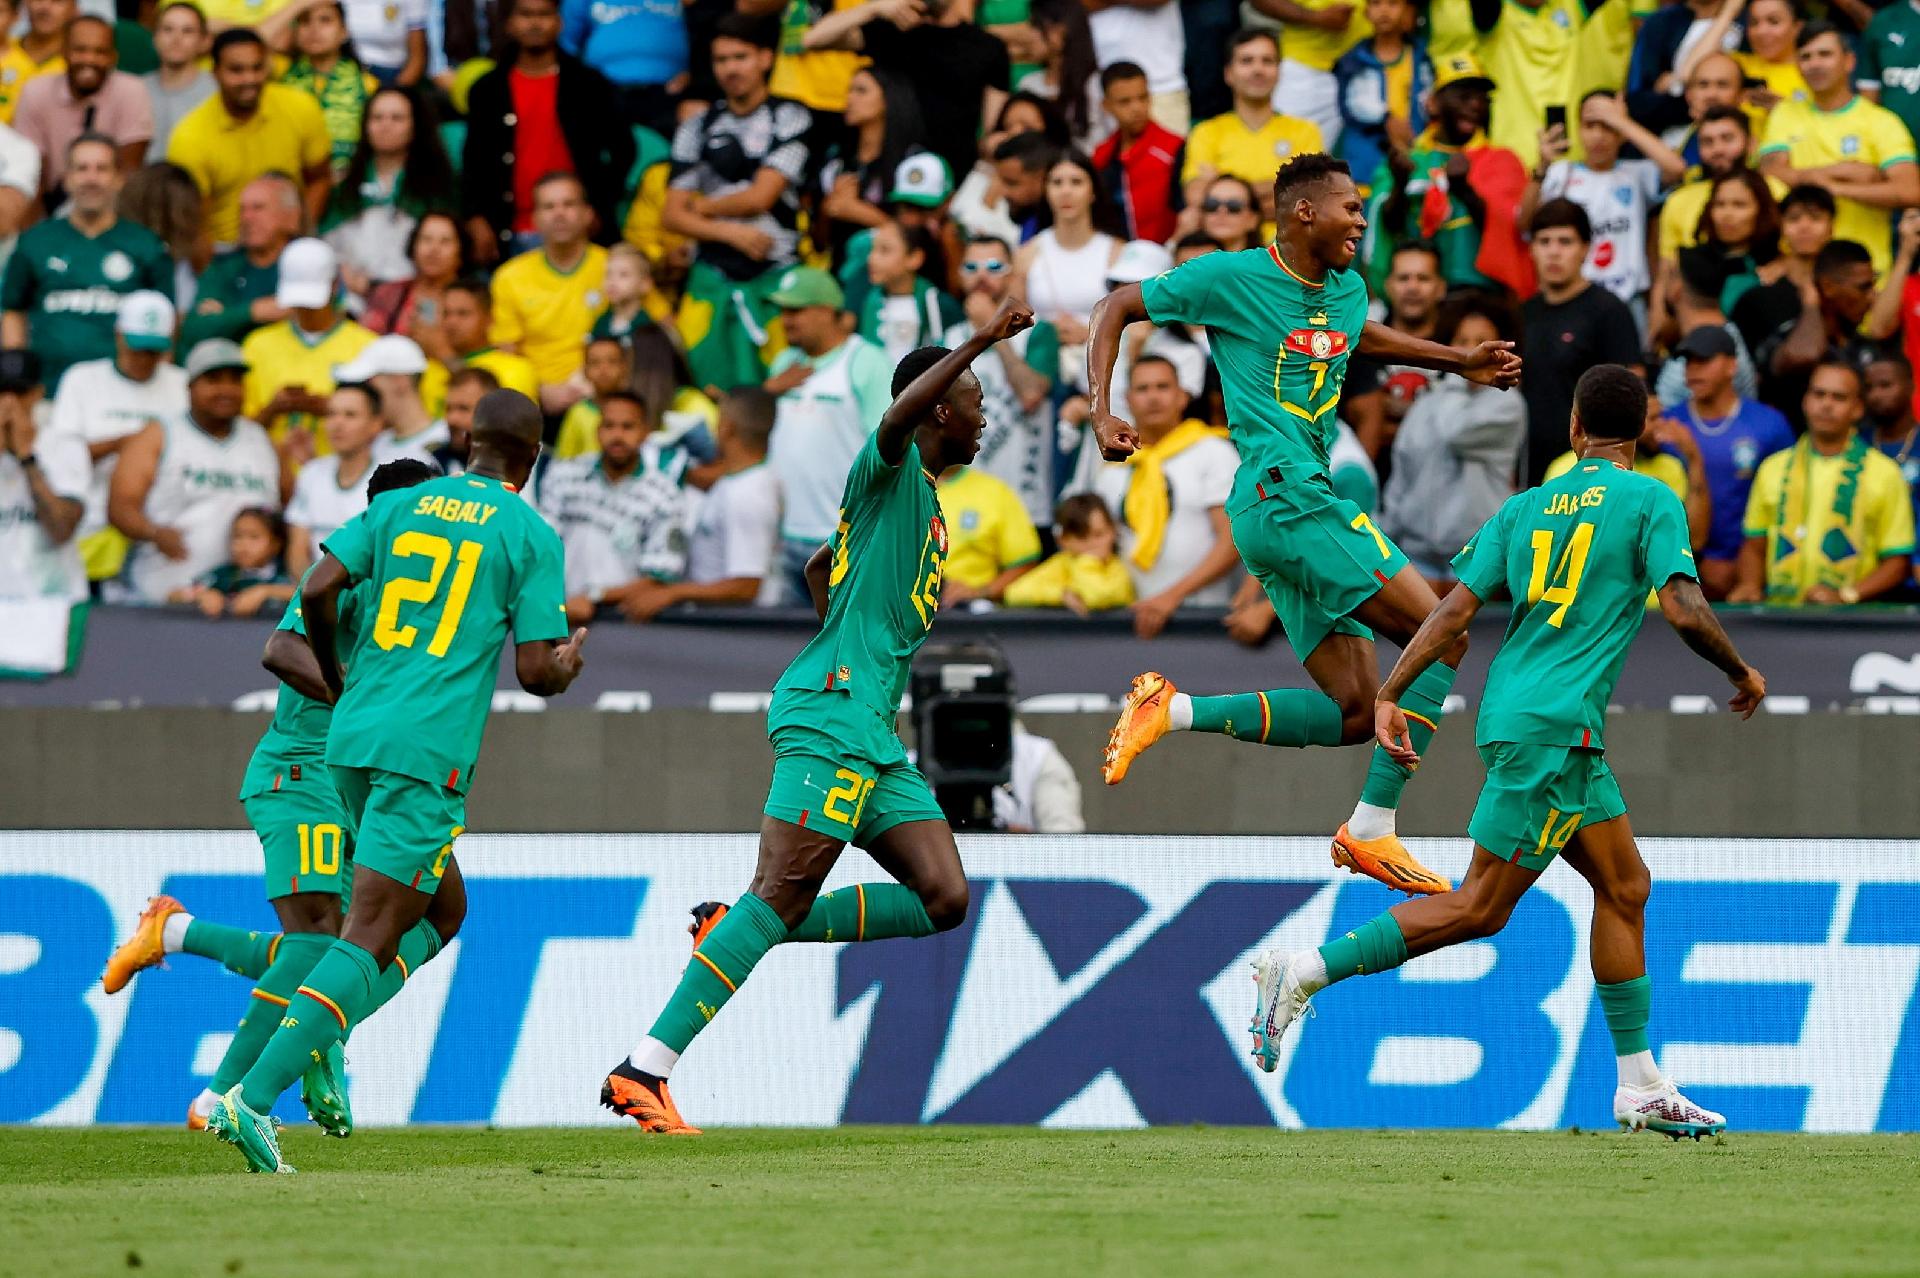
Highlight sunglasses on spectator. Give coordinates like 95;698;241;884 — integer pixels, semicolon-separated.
961;260;1010;275
1202;198;1250;214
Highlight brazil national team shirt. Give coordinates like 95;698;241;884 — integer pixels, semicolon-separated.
1664;399;1795;562
1453;459;1697;751
238;567;368;801
1141;245;1370;515
320;472;569;792
774;432;947;728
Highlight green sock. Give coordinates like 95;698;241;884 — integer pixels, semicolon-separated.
238;939;380;1111
347;921;446;1035
181;919;281;979
1597;975;1653;1055
1359;663;1457;808
785;883;937;943
207;933;333;1094
1187;689;1344;746
645;893;789;1053
1318;913;1410;984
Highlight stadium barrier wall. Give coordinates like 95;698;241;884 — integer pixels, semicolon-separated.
6;832;1918;1132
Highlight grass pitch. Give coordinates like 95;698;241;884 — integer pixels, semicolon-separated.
1;1127;1914;1277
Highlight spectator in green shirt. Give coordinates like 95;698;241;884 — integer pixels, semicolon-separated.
179;172;303;350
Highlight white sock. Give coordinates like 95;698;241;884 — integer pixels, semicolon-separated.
161;912;193;954
1290;949;1330;995
1617;1050;1662;1089
628;1037;680;1078
190;1087;219;1116
1345;801;1395;842
1168;693;1193;730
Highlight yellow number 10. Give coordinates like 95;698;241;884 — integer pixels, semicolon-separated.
374;532;484;656
1527;522;1594;628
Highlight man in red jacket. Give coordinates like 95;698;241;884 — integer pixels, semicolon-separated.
1093;61;1183;245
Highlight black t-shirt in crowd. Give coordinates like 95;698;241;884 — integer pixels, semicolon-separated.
1519;283;1644;487
862;19;1011;187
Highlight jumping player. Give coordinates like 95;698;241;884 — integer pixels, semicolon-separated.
207;390;586;1172
102;459;438;1134
600;299;1036;1135
1089;151;1522;896
1252;366;1765;1138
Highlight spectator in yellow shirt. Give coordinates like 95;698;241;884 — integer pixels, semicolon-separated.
167;29;334;245
0;0;59;124
1261;0;1370;150
239;236;375;458
936;463;1041;605
1003;491;1134;612
438;279;543;406
489;172;608;415
1181;29;1323;230
1733;360;1916;604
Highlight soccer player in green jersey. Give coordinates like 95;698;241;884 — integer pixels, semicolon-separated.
101;459;440;1134
599;299;1037;1135
1090;150;1525;899
1252;366;1767;1138
207;390;587;1173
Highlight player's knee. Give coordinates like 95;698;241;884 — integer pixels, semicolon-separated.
1458;891;1516;940
749;876;825;929
1600;863;1651;918
920;877;970;932
1336;695;1375;745
426;891;467;945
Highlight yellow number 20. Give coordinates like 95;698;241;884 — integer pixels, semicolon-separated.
1526;522;1595;628
374;532;485;656
823;767;876;826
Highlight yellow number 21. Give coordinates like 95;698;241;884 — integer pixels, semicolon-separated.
1526;522;1594;628
374;531;485;656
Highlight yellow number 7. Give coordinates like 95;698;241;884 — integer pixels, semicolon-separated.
1350;512;1391;559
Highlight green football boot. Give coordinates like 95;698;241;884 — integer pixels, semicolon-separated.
206;1086;295;1174
301;1043;353;1138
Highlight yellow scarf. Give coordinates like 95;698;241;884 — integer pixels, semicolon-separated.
1123;419;1229;571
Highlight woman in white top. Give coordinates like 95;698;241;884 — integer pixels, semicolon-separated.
1013;150;1125;388
323;86;457;300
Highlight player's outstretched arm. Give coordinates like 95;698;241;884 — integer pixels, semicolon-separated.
1086;282;1149;460
1657;576;1766;717
1374;583;1485;765
262;629;331;703
1360;320;1523;389
300;554;353;703
516;627;589;697
877;298;1034;465
804;541;833;622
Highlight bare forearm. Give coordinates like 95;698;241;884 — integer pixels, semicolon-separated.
996;345;1052;411
1771;305;1827;375
1825;177;1910;209
663;197;746;247
698;180;782;220
1361;320;1471;373
1660;578;1749;676
1087;284;1148;415
1856;555;1912;601
1380;588;1481;701
802;0;877;49
664;576;762;607
805;543;832;620
263;629;331;702
23;470;80;543
1864;251;1916;340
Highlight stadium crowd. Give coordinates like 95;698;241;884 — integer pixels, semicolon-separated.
3;0;1920;675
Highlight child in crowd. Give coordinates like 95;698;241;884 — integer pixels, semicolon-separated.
591;244;674;342
860;221;964;366
1334;0;1430;197
170;508;295;618
282;0;377;176
556;337;637;460
1004;493;1134;613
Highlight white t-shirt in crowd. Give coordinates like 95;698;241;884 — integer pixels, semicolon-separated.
0;427;90;603
0;122;39;276
46;357;191;540
373;421;449;466
1089;1;1186;95
344;0;428;71
944;318;1056;526
1539;159;1664;300
287;454;374;552
119;413;280;603
686;461;781;606
765;334;892;543
1086;432;1238;606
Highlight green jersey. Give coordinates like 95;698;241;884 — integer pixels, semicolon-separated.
0;217;173;390
321;472;569;792
773;433;947;727
1140;245;1370;514
1454;458;1697;751
1859;4;1920;153
237;570;368;801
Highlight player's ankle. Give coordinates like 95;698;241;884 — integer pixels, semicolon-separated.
1168;693;1193;731
1615;1050;1662;1089
628;1038;680;1078
1346;802;1395;842
162;912;193;954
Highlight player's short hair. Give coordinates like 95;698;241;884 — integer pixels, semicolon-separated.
1099;60;1147;93
1055;491;1114;538
1796;18;1844;49
1227;26;1278;58
210;27;266;63
446;366;501;395
1809;357;1864;394
598;389;648;422
1698;103;1751;136
1531;198;1592;242
992;130;1058;173
1571;364;1646;443
892;346;952;398
367;458;436;500
1814;238;1873;279
471;388;544;454
334;381;383;416
1272;152;1352;210
1781;183;1837;218
721;385;776;449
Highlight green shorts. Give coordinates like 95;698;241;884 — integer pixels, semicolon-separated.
329;765;467;895
241;771;355;902
1467;743;1628;872
764;688;946;846
1230;476;1408;664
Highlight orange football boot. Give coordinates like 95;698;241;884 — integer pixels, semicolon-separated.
103;895;184;994
1330;825;1453;896
601;1063;700;1134
688;902;728;951
1103;672;1176;785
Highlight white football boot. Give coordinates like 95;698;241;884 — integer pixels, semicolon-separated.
1249;950;1315;1074
1615;1079;1727;1140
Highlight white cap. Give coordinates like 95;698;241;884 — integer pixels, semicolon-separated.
116;290;176;350
334;334;429;383
275;238;339;309
1106;240;1175;286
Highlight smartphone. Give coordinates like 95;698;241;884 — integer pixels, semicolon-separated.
1544;104;1568;134
1742;75;1767;89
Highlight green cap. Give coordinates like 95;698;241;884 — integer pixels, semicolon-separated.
767;265;845;311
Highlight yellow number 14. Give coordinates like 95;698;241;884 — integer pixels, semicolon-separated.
1527;522;1594;628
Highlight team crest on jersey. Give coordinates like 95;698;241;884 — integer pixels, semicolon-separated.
1843;135;1861;156
931;515;948;555
102;252;133;283
584;289;604;311
1285;328;1348;360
